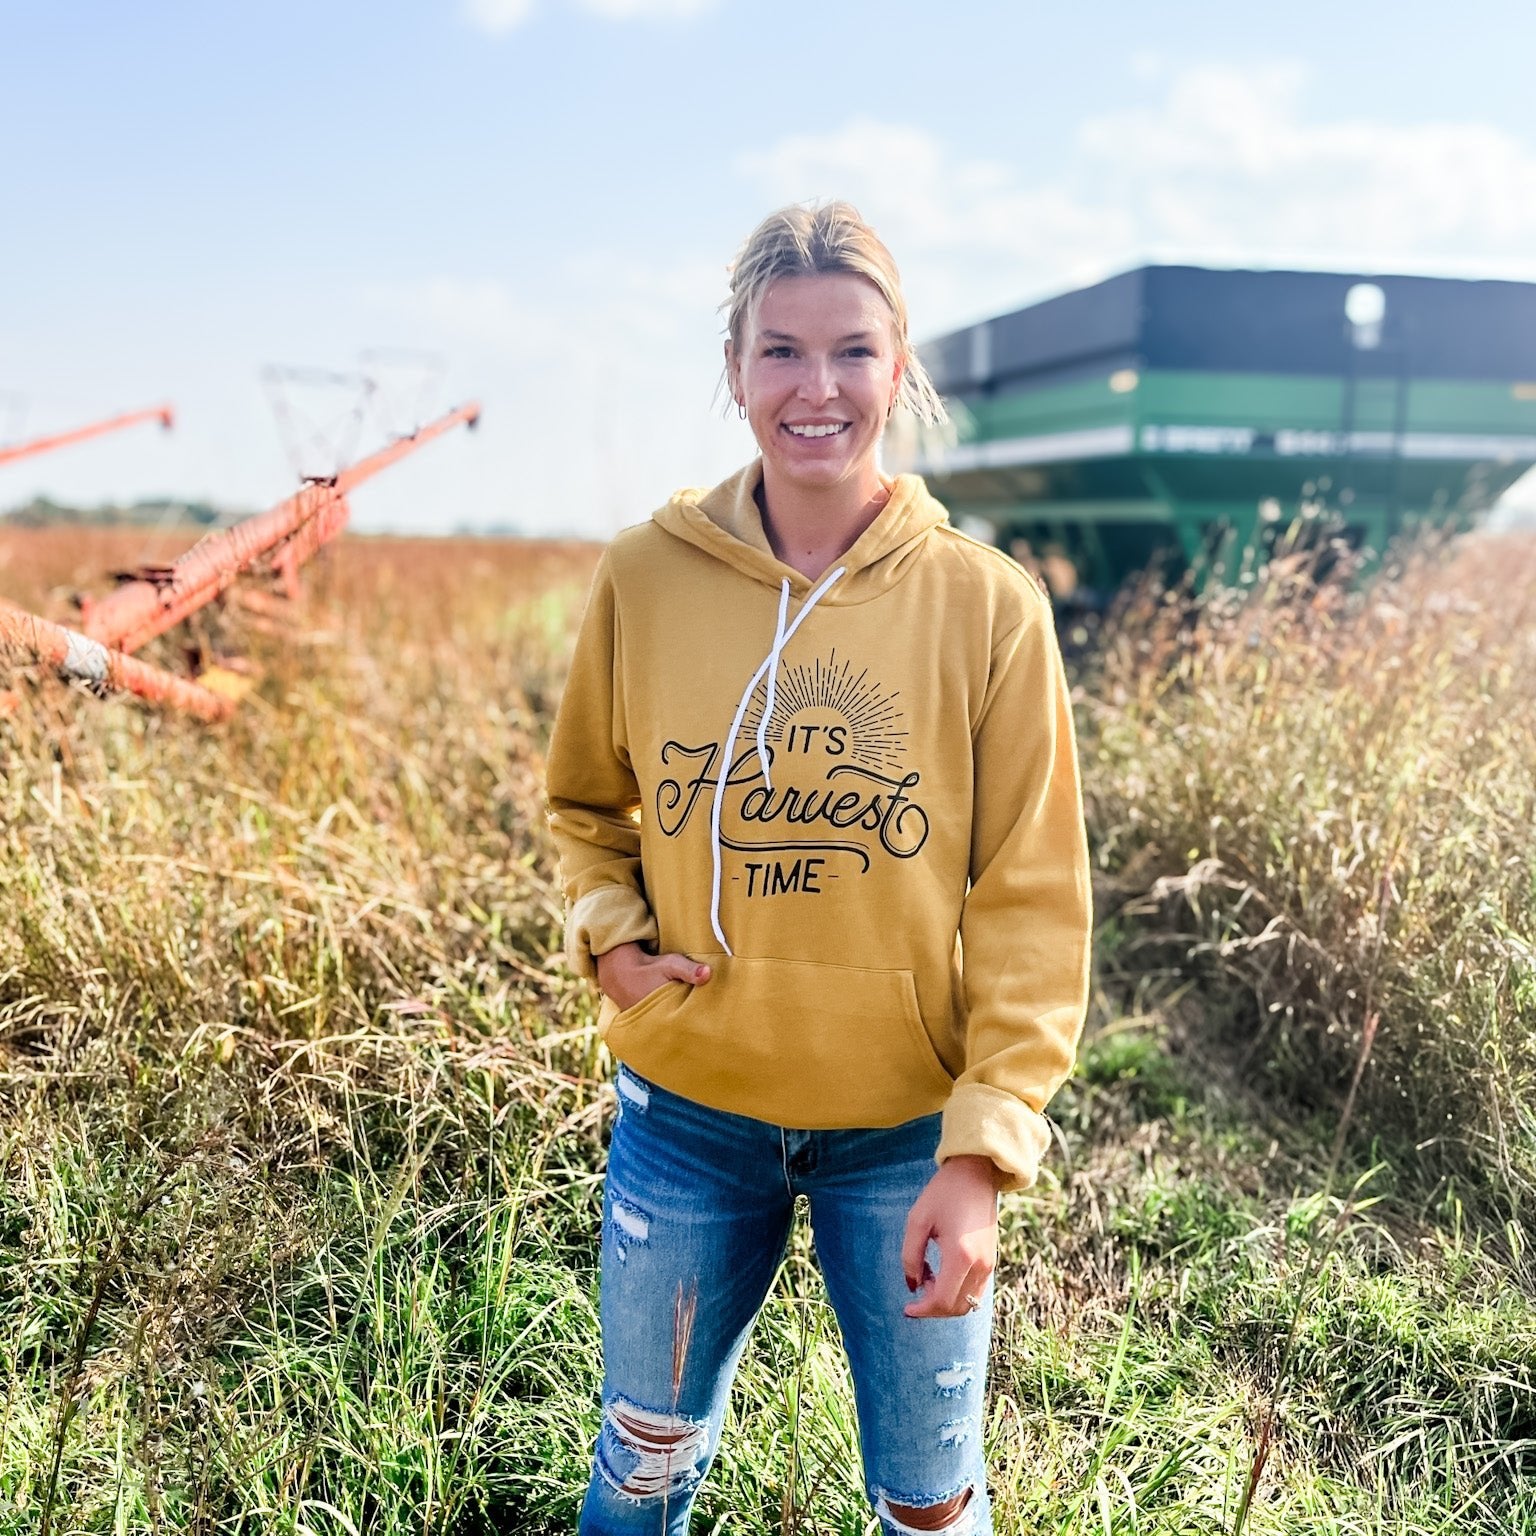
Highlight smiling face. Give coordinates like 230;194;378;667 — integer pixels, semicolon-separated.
729;272;904;497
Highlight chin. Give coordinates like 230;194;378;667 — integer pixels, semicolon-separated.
778;460;849;488
767;446;875;490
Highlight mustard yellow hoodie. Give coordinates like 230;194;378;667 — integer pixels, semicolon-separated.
545;460;1091;1193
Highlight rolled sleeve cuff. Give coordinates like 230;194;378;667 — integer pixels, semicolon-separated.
937;1082;1055;1195
564;886;659;982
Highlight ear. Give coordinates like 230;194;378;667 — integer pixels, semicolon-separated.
724;338;740;403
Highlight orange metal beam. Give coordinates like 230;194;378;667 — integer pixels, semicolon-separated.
267;489;353;598
0;599;233;722
79;401;480;654
0;405;174;468
330;400;480;496
80;477;341;653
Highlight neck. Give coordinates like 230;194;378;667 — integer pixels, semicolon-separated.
758;462;892;582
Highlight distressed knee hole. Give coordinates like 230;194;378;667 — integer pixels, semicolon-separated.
937;1414;977;1448
934;1362;976;1397
598;1397;709;1501
877;1485;976;1533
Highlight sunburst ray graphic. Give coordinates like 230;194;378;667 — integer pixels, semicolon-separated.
740;648;907;771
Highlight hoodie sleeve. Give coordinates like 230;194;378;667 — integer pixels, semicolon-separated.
544;550;659;980
936;591;1092;1193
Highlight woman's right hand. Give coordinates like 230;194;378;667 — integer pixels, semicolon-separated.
595;941;712;1012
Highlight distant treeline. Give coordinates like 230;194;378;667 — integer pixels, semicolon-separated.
0;496;246;529
0;499;536;538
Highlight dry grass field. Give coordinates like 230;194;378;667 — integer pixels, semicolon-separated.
1;520;1533;1534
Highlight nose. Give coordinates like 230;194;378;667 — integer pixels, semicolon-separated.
796;355;838;404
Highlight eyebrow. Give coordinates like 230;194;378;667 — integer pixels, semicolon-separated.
761;329;878;343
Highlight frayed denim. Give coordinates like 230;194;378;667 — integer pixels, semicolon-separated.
579;1065;994;1535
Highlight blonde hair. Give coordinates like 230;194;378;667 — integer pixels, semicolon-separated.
721;200;949;427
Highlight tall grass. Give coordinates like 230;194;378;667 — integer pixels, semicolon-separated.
1;524;1533;1532
1085;528;1536;1223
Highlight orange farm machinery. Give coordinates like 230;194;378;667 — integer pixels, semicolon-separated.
1;401;480;720
0;403;174;469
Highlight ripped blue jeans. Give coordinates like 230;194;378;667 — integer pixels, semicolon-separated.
579;1065;995;1535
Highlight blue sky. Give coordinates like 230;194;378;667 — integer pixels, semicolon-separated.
4;0;1535;536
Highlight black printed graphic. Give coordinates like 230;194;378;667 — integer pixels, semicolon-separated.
655;651;929;898
743;652;909;771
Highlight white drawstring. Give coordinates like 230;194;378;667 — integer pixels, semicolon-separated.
709;566;846;955
756;579;792;790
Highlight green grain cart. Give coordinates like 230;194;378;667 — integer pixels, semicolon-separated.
912;265;1536;605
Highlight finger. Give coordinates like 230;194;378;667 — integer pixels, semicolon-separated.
953;1260;990;1319
655;952;711;986
905;1258;987;1321
900;1208;933;1294
903;1265;976;1327
904;1250;962;1318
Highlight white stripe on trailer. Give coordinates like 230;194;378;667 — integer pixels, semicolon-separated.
921;424;1536;473
919;424;1135;474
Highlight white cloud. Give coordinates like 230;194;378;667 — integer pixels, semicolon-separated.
737;118;1136;328
1082;63;1536;270
737;62;1536;332
462;0;535;34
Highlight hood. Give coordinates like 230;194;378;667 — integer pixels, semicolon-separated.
652;457;948;603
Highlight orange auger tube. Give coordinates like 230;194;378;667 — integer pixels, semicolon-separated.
78;402;480;655
0;599;233;722
0;405;174;468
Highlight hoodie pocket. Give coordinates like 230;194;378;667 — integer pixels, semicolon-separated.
603;953;954;1129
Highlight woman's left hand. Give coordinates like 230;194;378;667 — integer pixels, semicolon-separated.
901;1155;1002;1319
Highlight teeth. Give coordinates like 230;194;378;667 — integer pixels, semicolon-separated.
786;423;847;438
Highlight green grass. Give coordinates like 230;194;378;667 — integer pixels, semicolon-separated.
0;1007;1532;1532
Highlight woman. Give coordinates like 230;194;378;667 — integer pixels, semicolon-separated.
546;201;1092;1535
